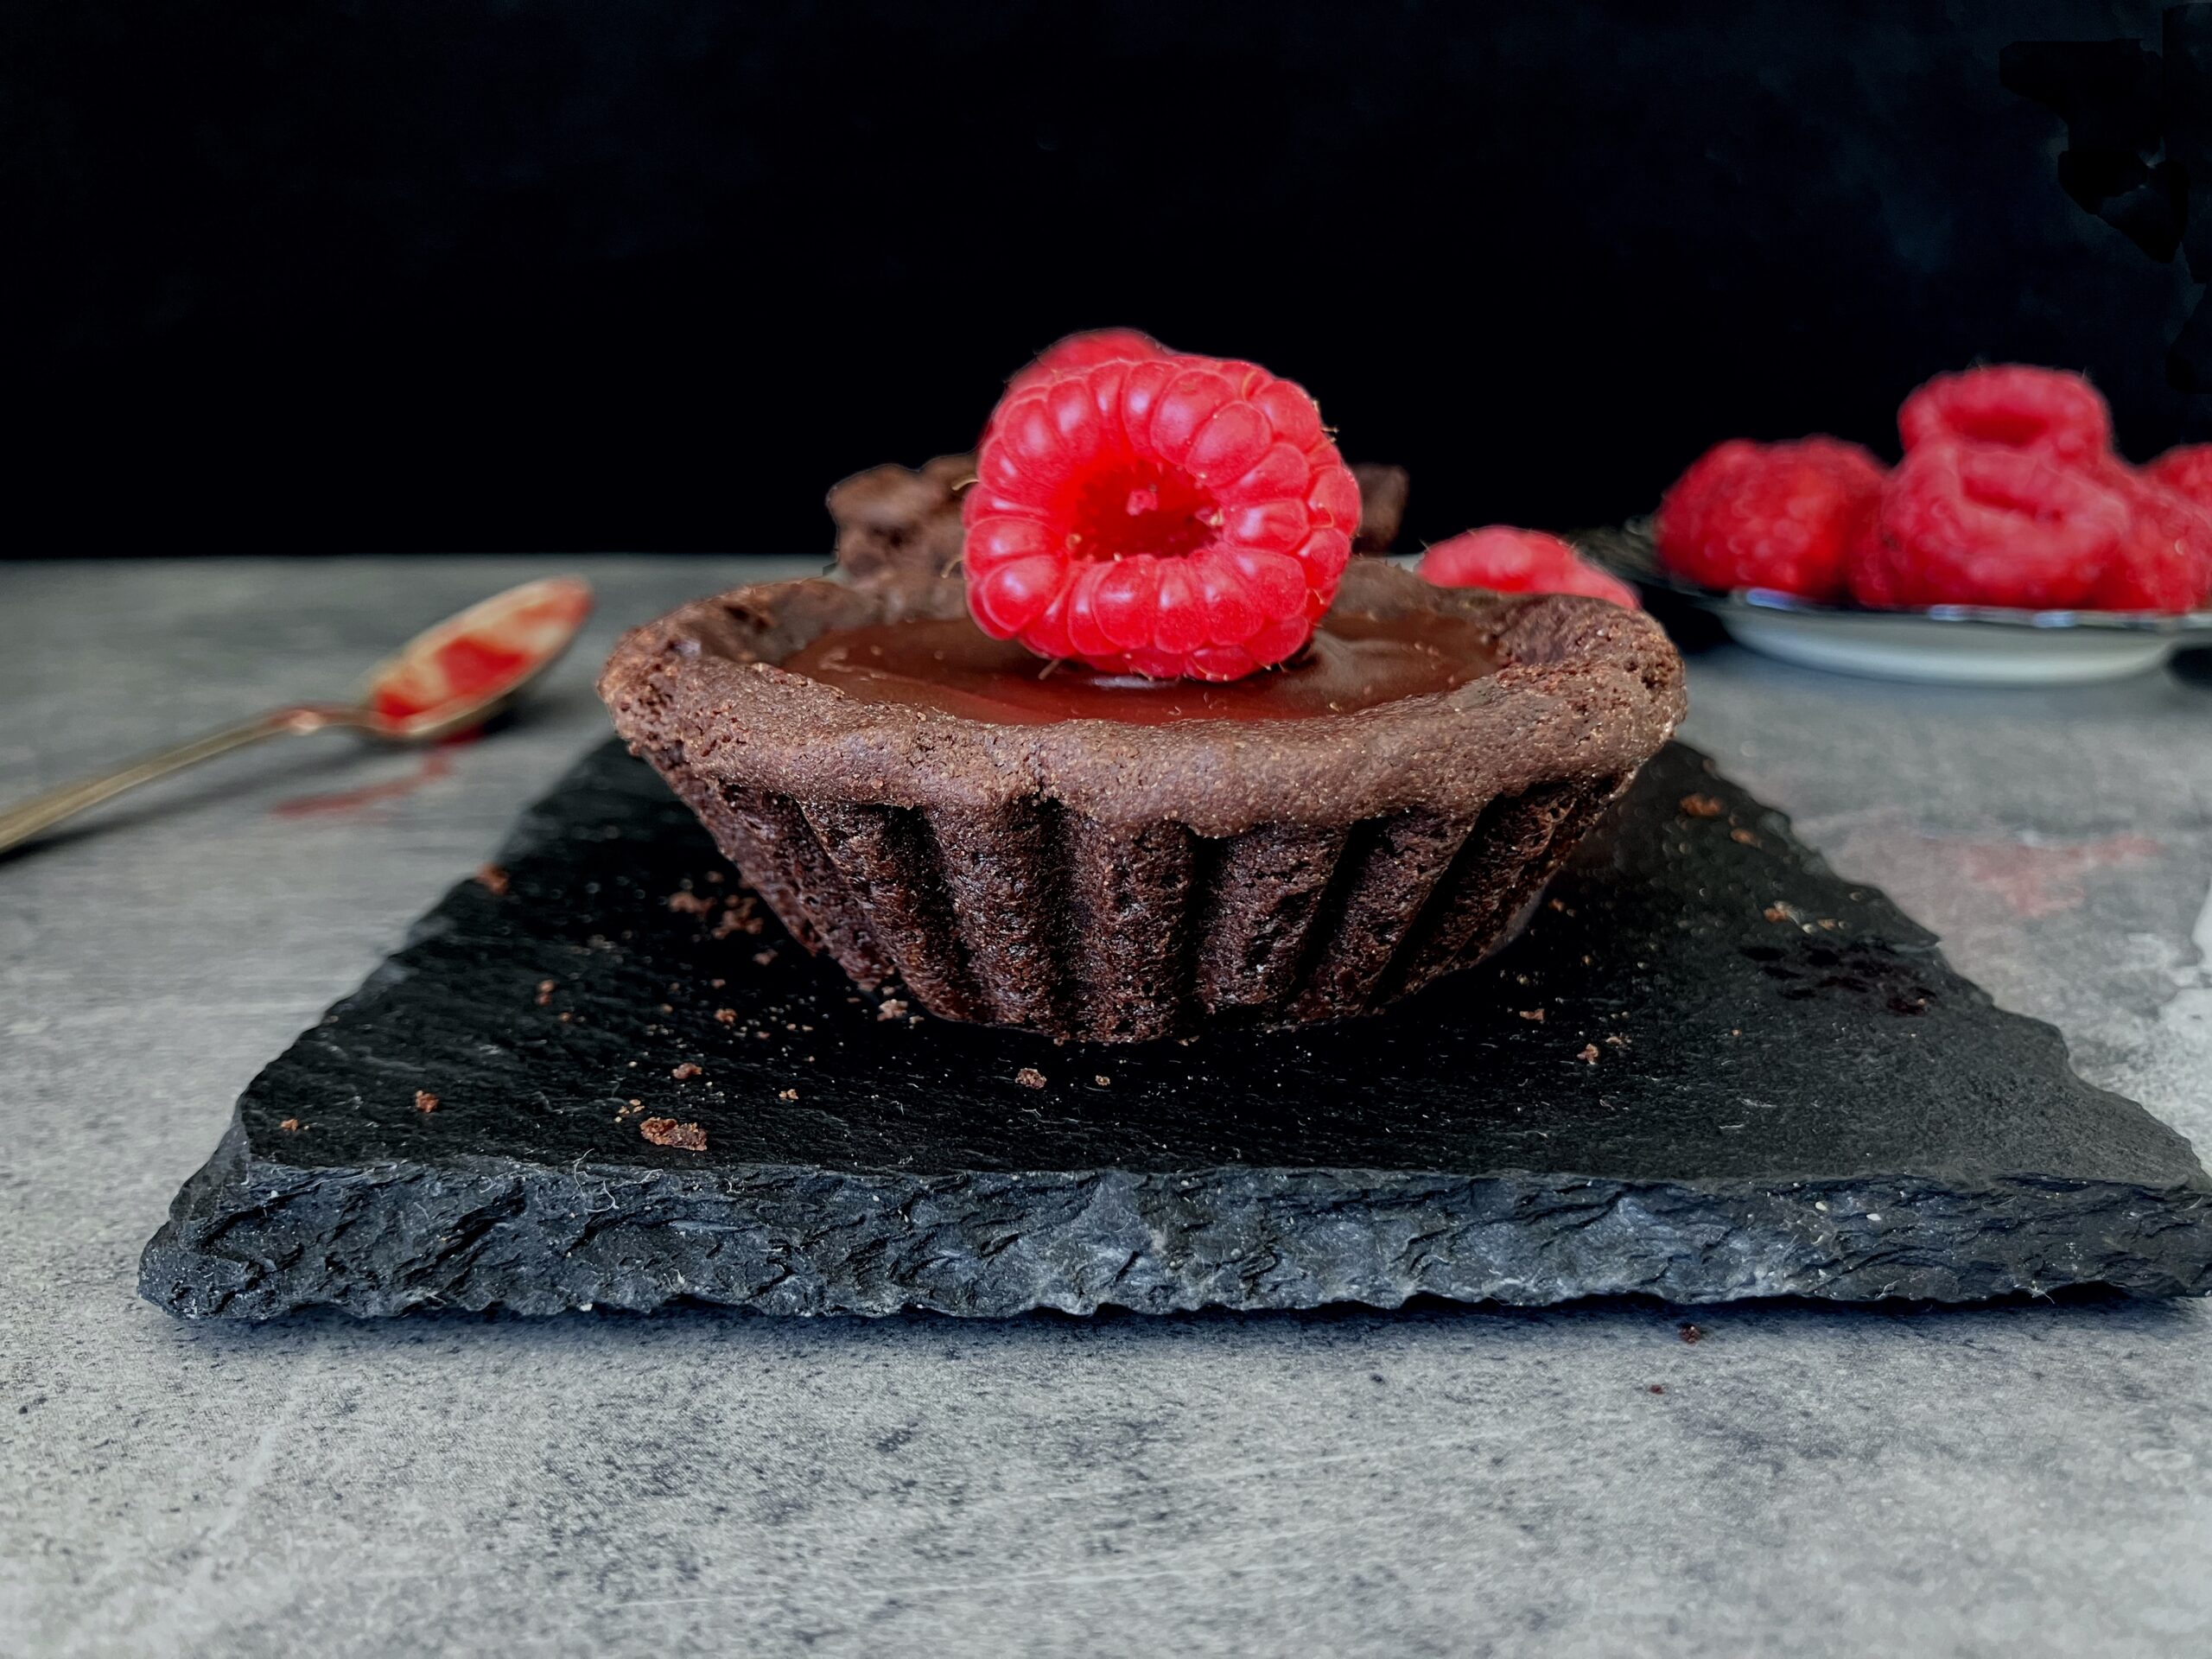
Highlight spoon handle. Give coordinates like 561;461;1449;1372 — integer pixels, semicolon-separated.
0;706;365;856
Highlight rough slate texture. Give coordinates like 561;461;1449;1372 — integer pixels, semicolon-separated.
140;740;2212;1319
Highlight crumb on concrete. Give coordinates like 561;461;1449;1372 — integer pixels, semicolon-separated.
1518;1008;1545;1022
278;1117;302;1132
672;1063;703;1081
640;1117;708;1151
1094;1074;1111;1087
536;978;557;1007
1763;905;1793;924
1579;1044;1600;1064
778;1087;799;1102
1680;1323;1704;1344
667;890;716;915
714;1007;738;1025
1731;828;1759;846
1680;793;1726;818
753;950;777;966
413;1090;439;1113
1015;1067;1047;1089
474;864;510;896
878;998;909;1021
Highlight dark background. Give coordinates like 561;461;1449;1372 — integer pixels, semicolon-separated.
7;1;2205;557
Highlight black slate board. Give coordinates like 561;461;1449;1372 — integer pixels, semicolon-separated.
141;740;2212;1319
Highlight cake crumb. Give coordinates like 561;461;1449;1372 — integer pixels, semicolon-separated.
278;1117;302;1132
1518;1008;1545;1022
1648;1384;1665;1395
667;889;716;915
557;1011;573;1023
878;998;909;1021
536;978;557;1007
710;977;727;988
1679;1323;1705;1344
1015;1067;1047;1089
1579;1044;1600;1064
753;950;777;966
474;864;510;896
1093;1074;1112;1088
714;1007;738;1025
1731;828;1760;847
1680;793;1726;818
672;1063;703;1081
1763;905;1792;924
641;1117;708;1152
413;1090;439;1113
778;1087;800;1102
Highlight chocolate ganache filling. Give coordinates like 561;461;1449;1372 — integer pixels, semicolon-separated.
781;609;1500;727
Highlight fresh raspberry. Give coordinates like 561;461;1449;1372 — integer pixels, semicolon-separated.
1847;441;2128;609
2143;443;2212;512
2094;471;2212;612
1897;365;2113;467
1653;437;1885;600
1420;527;1640;608
963;348;1358;679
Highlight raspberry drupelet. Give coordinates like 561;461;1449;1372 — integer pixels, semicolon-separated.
963;348;1360;681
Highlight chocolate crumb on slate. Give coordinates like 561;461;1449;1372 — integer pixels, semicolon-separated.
278;1117;302;1132
1580;1044;1600;1064
474;865;511;896
714;1007;738;1025
1680;793;1726;818
640;1117;708;1152
413;1090;439;1113
672;1063;703;1080
1680;1322;1705;1344
1015;1067;1047;1089
1350;462;1410;552
778;1087;799;1101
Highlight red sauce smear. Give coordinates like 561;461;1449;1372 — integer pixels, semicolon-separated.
368;578;592;726
272;752;455;818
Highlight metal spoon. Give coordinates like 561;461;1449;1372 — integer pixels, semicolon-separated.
0;575;594;856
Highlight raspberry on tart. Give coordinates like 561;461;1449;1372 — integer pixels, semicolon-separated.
1421;527;1640;608
963;349;1360;681
1654;437;1884;601
1897;365;2113;467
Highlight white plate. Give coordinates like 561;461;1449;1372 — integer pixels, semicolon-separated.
1574;524;2212;686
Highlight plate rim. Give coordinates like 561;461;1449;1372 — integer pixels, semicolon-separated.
1575;520;2212;640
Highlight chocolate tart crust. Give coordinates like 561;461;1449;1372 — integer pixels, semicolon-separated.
600;561;1686;1041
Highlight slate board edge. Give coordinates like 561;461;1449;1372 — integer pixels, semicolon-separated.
140;1118;2212;1320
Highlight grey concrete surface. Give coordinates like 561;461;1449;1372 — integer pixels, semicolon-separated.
2;557;2209;1659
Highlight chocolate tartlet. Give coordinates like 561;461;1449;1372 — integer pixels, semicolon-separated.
600;561;1685;1042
